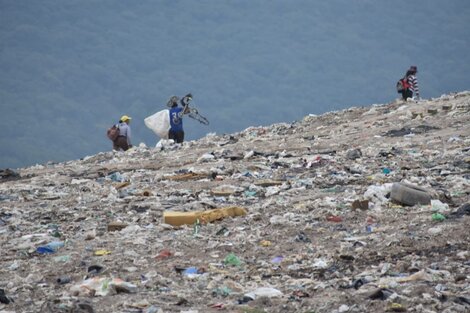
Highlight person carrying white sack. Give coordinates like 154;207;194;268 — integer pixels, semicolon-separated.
144;93;192;144
167;93;192;143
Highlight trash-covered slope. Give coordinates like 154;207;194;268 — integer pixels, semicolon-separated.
1;92;469;313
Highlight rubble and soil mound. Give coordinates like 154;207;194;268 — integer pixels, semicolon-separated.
1;92;469;313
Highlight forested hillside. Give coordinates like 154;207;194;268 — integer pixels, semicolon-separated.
1;0;469;168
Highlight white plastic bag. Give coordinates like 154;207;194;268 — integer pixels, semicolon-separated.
431;199;449;213
155;139;175;150
364;183;393;208
144;109;170;139
244;287;283;300
70;277;137;296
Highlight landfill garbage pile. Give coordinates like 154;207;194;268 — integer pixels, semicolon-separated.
1;92;469;313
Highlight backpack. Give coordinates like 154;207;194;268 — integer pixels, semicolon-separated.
396;77;411;93
107;124;120;141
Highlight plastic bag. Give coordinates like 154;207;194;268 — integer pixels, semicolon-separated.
70;277;137;296
144;109;170;139
244;287;283;300
364;183;393;208
36;241;64;254
224;253;242;267
431;199;449;213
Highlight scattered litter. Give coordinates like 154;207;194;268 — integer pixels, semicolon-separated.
1;91;469;312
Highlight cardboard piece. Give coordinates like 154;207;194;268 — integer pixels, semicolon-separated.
107;221;128;232
254;179;284;187
163;206;247;226
167;172;208;181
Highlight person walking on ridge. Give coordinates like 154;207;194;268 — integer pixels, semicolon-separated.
401;65;420;101
168;93;192;143
113;115;132;151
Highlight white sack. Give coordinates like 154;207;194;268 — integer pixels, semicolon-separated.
144;109;170;139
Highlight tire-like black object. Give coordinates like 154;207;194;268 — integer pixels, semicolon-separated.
390;182;431;206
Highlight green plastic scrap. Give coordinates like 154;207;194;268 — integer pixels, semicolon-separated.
432;213;446;221
224;253;241;267
53;255;70;262
213;286;232;297
244;190;257;197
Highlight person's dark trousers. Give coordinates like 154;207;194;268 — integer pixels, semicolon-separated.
169;130;184;143
113;136;129;151
401;89;413;101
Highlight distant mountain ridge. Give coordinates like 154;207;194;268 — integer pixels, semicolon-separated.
1;1;469;168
